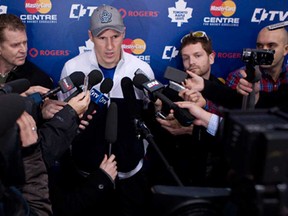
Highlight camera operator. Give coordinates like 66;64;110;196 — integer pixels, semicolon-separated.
184;26;288;112
226;26;288;95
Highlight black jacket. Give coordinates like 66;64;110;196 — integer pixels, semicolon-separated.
6;60;54;89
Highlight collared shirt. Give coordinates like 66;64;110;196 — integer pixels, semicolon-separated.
226;64;288;92
207;114;222;136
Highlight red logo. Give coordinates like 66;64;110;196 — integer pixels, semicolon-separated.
25;0;52;14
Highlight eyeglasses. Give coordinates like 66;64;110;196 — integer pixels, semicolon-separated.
180;31;210;43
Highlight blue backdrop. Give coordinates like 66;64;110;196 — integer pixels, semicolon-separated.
1;0;288;86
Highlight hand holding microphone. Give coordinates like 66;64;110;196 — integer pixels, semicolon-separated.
81;77;113;120
63;70;103;102
43;71;86;99
99;154;118;181
26;71;86;107
133;73;195;127
78;77;114;132
67;91;91;118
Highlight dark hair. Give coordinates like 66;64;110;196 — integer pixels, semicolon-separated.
0;14;26;43
180;32;213;56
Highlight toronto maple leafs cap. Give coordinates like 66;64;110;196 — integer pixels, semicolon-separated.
90;5;125;37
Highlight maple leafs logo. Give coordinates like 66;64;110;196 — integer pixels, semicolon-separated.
0;5;8;14
168;0;193;27
78;39;94;54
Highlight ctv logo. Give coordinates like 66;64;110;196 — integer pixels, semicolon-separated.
90;88;100;98
251;8;288;24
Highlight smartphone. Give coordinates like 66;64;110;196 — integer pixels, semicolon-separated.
155;111;167;120
83;75;89;93
164;66;190;84
168;81;186;93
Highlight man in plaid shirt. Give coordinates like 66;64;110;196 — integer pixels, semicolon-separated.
226;26;288;92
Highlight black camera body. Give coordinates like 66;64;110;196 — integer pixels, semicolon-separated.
219;109;288;185
242;48;274;65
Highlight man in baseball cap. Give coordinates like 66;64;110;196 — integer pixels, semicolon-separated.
54;3;156;216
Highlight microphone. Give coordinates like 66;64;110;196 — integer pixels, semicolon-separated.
86;69;104;90
121;77;140;120
105;102;118;156
42;71;85;99
0;79;30;95
26;71;85;107
80;77;113;121
89;78;113;108
267;21;288;30
133;73;195;127
121;77;141;136
63;70;103;102
121;77;185;186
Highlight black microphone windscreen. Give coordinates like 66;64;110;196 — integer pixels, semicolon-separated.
100;78;113;93
0;94;26;136
69;71;85;87
132;73;149;90
88;70;103;88
105;102;118;144
121;77;139;119
1;79;30;94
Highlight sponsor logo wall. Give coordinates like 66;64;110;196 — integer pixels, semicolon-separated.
2;0;288;85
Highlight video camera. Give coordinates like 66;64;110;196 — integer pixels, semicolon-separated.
219;108;288;185
242;48;274;66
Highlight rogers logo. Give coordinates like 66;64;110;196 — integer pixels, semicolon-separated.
29;48;70;57
25;0;52;14
122;38;146;55
210;0;236;17
119;8;159;18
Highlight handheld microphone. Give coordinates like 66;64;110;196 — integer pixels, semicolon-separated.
64;70;103;102
105;102;118;156
26;71;85;107
133;73;195;127
89;78;113;108
80;77;113;122
42;71;85;99
87;69;103;89
0;79;30;95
